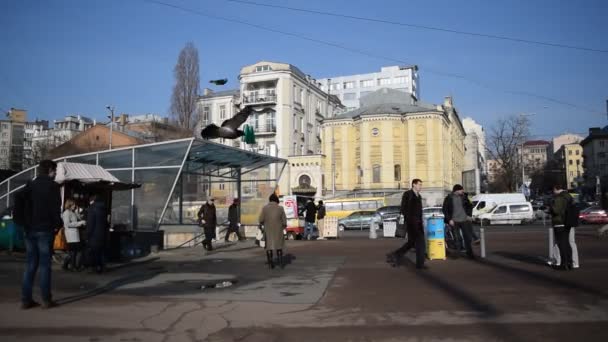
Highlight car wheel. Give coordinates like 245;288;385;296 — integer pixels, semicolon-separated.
481;219;490;226
338;224;346;231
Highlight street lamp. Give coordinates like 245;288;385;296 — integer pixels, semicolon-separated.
106;105;115;150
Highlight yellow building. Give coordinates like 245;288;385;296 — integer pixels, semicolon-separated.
321;89;466;205
556;143;583;189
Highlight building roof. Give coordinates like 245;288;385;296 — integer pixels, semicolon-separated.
328;88;438;120
580;126;608;146
199;89;240;100
523;140;550;146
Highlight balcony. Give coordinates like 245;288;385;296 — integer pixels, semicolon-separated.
250;122;277;135
243;90;277;105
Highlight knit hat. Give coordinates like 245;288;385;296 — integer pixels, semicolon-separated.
453;184;464;192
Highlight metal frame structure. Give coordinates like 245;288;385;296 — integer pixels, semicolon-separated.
0;138;286;231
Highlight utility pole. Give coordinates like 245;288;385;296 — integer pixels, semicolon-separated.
106;106;115;150
327;78;336;196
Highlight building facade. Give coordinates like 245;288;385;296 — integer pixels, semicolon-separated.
198;61;344;198
321;89;466;206
0;108;27;171
462;117;486;194
318;65;419;111
555;143;583;190
580;126;608;198
522;140;551;183
32;115;96;162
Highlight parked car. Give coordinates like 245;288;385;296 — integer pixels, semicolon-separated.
373;206;401;228
478;202;534;225
579;206;608;224
338;210;376;230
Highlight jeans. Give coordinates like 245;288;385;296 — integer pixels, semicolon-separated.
453;221;475;257
554;226;573;267
22;231;54;303
305;221;315;238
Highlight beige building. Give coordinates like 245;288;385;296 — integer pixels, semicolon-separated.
522;140;551;183
321;88;466;205
555;143;583;189
198;61;343;197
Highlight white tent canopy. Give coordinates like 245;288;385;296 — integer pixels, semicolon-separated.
55;162;120;185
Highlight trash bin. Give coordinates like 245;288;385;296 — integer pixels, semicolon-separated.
426;217;446;260
0;218;25;251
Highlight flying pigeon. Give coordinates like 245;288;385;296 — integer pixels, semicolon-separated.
200;106;254;140
209;79;228;85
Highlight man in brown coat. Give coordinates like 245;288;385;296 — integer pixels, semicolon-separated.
259;194;287;269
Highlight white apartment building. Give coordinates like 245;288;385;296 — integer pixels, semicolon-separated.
198;61;344;197
462;117;487;194
552;133;584;153
318;65;419;111
32;115;95;161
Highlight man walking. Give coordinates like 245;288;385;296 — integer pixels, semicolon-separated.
442;184;475;259
198;198;217;251
304;198;317;240
19;160;62;309
225;198;243;242
386;179;427;269
316;200;326;240
550;184;574;271
86;193;108;274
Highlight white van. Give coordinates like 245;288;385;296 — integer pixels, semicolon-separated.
477;202;534;225
471;193;527;219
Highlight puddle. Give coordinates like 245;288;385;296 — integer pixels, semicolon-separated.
200;279;238;290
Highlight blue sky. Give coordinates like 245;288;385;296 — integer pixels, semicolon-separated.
1;0;607;139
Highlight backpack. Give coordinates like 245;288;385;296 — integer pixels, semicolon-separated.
13;182;32;229
565;196;580;228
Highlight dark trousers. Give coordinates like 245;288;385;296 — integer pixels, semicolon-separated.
63;242;82;270
88;244;105;270
393;223;425;267
453;221;474;257
554;226;572;267
22;231;54;304
225;224;242;242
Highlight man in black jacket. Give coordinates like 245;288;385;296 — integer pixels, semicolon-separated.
442;184;475;259
86;193;108;273
20;160;62;309
198;198;217;250
304;199;317;240
225;198;243;242
387;179;426;269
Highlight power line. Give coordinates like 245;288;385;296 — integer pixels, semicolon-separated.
142;0;604;117
226;0;608;54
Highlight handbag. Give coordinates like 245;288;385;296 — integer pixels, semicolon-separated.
53;228;68;251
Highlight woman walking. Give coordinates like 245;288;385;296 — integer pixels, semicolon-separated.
62;199;86;271
259;194;287;269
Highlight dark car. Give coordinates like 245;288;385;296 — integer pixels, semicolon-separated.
338;211;376;230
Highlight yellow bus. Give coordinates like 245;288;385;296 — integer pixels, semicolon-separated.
324;197;387;219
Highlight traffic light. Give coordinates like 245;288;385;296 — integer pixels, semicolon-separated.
243;124;256;145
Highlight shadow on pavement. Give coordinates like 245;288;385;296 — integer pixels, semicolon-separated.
493;251;547;266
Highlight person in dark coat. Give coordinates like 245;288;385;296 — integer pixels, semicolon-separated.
20;160;62;309
550;184;574;271
316;200;327;240
198;198;217;251
225;198;243;242
387;179;427;269
86;193;108;274
442;184;475;259
304;199;317;240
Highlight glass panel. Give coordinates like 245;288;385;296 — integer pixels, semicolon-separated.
325;202;342;212
0;181;7;198
99;150;132;169
109;171;133;230
66;154;97;165
343;202;359;211
360;200;377;210
135;141;189;167
10;169;35;192
494;206;507;214
0;195;8;217
134;169;179;230
510;205;530;213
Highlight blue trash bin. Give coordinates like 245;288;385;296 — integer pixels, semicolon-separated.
0;218;25;251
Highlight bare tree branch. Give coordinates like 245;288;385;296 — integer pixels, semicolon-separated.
170;42;200;130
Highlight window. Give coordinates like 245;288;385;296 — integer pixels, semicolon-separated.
576;159;580;165
300;89;304;104
293;142;297;154
568;150;572;155
330;83;341;91
394;164;401;181
569;160;573;165
255;65;271;72
202;107;210;124
343;93;356;101
570;171;574;176
301;144;305;155
576;150;580;155
373;165;381;183
219;183;225;190
360;200;378;210
476;201;486;210
343;81;355;89
266;111;276;131
394;76;407;84
342;202;359;211
219;105;226;120
378;78;391;86
494;206;507;214
325;203;342;211
510;205;530;213
300;117;304;132
293;115;298;132
360;79;374;88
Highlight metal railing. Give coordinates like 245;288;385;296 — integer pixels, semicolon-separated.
243;93;277;104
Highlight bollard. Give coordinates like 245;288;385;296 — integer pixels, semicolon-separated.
480;227;486;258
548;227;554;261
369;222;377;239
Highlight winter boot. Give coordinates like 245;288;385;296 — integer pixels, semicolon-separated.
277;249;284;269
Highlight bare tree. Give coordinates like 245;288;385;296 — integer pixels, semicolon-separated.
485;115;530;192
170;42;200;130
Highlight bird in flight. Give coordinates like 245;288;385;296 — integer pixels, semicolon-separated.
200;105;254;140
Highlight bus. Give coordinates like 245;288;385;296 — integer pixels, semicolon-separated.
324;197;387;219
